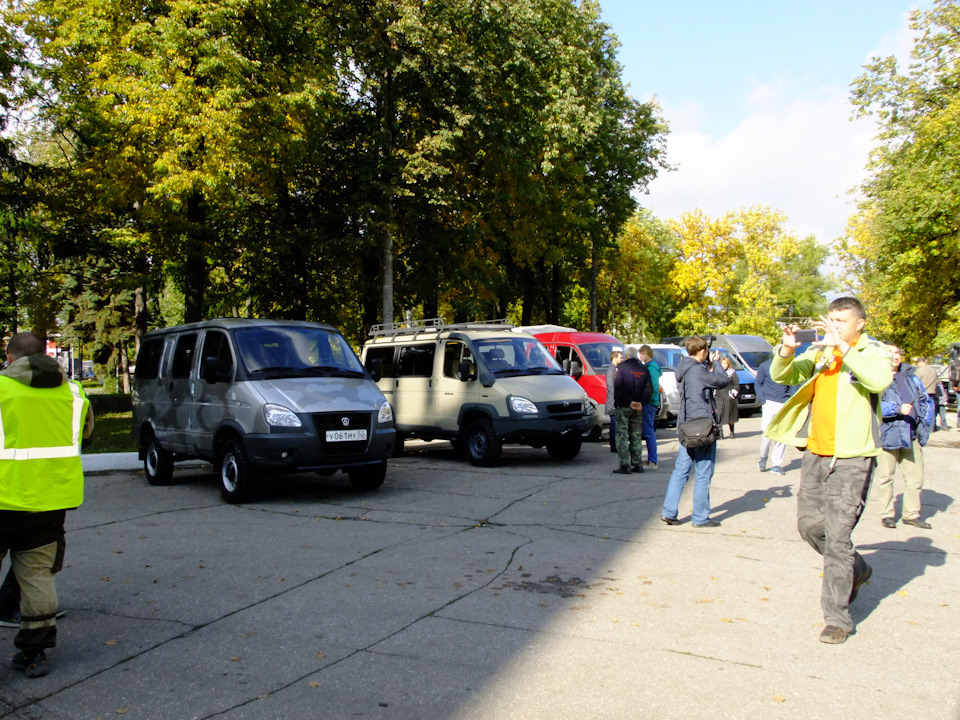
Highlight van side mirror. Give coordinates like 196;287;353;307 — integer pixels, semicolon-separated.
458;360;476;382
570;361;582;379
368;358;383;382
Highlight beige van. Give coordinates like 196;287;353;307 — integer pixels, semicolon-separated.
133;319;395;502
360;319;594;465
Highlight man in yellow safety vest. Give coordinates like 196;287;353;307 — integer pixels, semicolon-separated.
0;332;93;677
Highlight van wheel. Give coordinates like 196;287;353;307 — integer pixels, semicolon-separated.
219;439;254;503
144;435;175;486
547;433;582;461
464;419;501;466
348;461;387;491
583;425;602;442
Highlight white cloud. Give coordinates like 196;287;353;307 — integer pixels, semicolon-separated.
641;83;878;246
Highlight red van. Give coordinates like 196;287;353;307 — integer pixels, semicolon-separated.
531;329;624;438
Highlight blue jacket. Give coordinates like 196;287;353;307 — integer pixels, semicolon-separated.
675;356;729;422
755;359;792;404
880;364;933;449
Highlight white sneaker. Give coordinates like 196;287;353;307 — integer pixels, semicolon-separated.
758;459;767;472
771;466;786;476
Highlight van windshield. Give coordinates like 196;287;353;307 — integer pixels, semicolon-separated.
474;337;564;376
235;326;366;378
579;342;624;372
652;347;687;369
739;350;773;369
714;348;746;371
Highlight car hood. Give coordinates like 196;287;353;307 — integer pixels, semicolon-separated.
254;377;387;414
494;374;588;404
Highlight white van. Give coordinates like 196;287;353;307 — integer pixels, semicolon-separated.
361;319;593;466
133;319;395;502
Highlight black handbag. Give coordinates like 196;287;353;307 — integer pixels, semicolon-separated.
677;416;718;448
677;372;719;448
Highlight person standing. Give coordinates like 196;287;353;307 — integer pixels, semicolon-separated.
765;297;892;645
0;332;93;677
875;346;934;529
913;358;940;431
638;345;660;468
755;358;791;475
612;347;652;475
660;337;729;527
605;349;623;453
716;356;739;439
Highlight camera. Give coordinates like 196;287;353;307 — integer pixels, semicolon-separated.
793;329;818;343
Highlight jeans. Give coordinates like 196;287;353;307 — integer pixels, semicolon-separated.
641;403;658;464
608;413;617;452
662;443;717;524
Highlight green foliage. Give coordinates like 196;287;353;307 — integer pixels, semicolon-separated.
845;0;960;354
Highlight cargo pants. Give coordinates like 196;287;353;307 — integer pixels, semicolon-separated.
797;453;874;634
615;407;644;468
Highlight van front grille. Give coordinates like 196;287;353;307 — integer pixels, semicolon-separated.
546;401;582;416
312;412;373;457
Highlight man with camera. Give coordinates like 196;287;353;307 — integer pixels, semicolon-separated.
765;297;892;645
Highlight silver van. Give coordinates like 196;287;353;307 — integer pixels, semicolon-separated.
360;319;594;466
132;319;395;502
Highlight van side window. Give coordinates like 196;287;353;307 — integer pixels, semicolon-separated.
135;338;164;380
397;344;435;377
171;334;198;379
443;341;474;378
554;345;572;367
199;331;234;381
365;346;396;378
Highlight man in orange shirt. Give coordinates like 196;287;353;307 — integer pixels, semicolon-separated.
765;297;892;644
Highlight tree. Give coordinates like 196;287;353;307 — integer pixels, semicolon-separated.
846;0;960;354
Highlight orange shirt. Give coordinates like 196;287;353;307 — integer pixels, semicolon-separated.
807;341;856;456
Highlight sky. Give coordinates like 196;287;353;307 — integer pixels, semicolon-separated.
597;0;930;252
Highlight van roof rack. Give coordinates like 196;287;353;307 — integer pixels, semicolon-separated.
368;318;514;340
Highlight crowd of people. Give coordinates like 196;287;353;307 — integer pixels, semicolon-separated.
606;296;952;645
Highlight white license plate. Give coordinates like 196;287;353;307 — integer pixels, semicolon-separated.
325;429;367;442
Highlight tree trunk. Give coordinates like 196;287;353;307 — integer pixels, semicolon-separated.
183;192;209;324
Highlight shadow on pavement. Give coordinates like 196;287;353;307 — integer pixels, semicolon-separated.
853;535;947;625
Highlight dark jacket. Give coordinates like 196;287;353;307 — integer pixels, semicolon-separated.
675;356;729;422
613;357;653;409
755;359;792;404
880;364;933;449
716;368;739;426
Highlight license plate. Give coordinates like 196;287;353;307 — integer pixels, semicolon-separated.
325;429;367;442
741;394;755;401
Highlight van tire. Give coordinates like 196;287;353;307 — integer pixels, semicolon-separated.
218;439;254;503
547;433;582;461
464;419;501;466
348;460;387;491
144;435;175;486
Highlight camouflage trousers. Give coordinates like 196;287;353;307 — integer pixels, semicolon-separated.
797;453;874;633
615;407;644;468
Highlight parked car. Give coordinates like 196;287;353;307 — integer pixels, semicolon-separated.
361;319;593;466
529;328;624;441
133;319;395;502
660;335;760;415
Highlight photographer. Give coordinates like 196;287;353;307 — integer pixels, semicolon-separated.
660;337;729;527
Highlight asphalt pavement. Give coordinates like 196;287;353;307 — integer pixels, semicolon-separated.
1;416;958;720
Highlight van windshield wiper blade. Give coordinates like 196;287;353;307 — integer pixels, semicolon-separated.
303;366;366;378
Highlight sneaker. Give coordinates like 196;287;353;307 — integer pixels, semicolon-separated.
11;649;48;678
692;519;721;528
819;625;851;644
771;466;785;476
758;458;767;472
902;517;932;529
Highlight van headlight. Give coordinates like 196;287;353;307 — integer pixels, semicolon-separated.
509;395;538;415
378;400;394;424
264;404;302;428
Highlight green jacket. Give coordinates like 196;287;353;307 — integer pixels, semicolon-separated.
764;336;892;459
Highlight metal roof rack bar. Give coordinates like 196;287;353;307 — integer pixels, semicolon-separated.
367;318;515;339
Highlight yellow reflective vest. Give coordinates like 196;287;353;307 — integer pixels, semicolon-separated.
0;376;88;511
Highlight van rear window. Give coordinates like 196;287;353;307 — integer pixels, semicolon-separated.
135;338;165;380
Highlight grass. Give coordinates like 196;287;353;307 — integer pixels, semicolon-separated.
87;411;138;454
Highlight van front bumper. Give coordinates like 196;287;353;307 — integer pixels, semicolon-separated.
242;426;396;471
491;415;592;444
